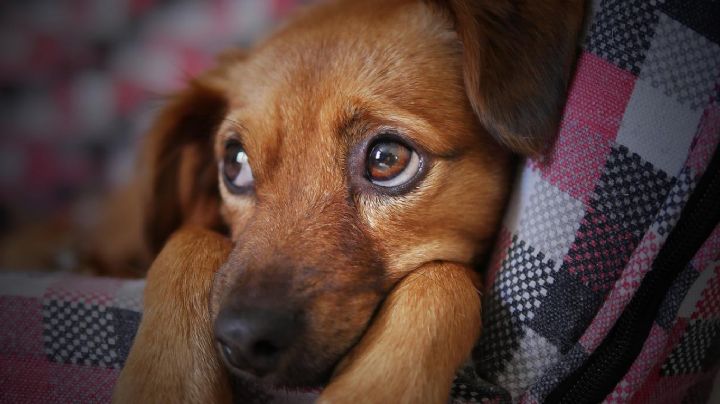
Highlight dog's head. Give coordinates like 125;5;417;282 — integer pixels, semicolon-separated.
142;0;584;388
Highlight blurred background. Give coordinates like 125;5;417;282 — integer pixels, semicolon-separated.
0;0;306;271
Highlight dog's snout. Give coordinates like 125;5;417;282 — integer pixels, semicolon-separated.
214;304;300;377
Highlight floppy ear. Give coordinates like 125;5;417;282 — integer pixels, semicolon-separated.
142;51;243;254
439;0;585;155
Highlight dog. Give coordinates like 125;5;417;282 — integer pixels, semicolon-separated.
113;0;585;402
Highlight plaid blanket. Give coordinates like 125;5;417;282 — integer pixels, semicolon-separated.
0;273;143;402
453;0;720;403
0;274;327;403
2;0;720;403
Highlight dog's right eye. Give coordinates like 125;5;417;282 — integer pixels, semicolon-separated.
366;140;421;188
222;140;254;194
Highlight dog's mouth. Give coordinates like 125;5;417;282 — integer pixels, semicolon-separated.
214;325;352;391
224;369;325;403
210;281;385;391
209;234;389;391
213;297;386;391
217;341;333;390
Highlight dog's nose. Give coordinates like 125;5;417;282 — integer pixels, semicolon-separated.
214;304;299;377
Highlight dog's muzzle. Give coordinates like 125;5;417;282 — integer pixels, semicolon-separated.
214;294;303;378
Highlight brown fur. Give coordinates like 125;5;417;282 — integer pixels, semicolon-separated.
114;0;584;401
441;0;586;155
114;228;233;402
319;262;482;403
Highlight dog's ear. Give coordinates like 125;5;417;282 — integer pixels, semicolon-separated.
439;0;585;155
142;51;243;254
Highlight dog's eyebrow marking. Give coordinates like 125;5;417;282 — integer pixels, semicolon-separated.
338;106;464;160
337;107;368;141
223;117;248;134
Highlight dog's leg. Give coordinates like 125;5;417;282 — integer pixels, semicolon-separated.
113;228;232;403
319;262;482;404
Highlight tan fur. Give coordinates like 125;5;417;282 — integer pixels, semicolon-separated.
203;1;511;386
113;0;585;401
113;228;232;403
116;231;480;404
319;262;482;404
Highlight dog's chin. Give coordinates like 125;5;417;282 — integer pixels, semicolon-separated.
225;362;332;392
228;370;330;392
218;345;335;391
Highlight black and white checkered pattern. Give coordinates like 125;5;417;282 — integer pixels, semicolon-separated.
591;145;675;237
653;168;695;236
495;327;560;400
518;180;585;264
586;0;661;75
661;319;720;375
475;237;559;383
42;299;122;369
641;14;720;111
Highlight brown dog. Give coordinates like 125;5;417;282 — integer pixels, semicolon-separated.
114;0;585;402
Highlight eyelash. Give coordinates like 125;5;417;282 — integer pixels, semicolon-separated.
347;131;430;197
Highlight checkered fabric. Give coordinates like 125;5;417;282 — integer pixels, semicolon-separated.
0;273;143;402
0;273;325;403
452;1;720;403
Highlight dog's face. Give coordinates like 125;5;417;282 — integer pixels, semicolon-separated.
142;0;584;388
211;1;511;386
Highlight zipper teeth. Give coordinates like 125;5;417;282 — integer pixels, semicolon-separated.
548;146;720;404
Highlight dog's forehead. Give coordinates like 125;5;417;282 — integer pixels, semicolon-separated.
224;0;471;151
239;3;455;101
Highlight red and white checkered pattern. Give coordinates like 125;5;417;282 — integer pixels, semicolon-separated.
466;1;720;402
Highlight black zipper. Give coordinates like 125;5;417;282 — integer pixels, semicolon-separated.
546;144;720;404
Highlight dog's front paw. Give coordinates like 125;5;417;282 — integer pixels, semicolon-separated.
317;262;482;404
113;228;233;403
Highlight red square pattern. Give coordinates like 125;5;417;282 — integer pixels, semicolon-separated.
535;52;636;203
691;264;720;320
687;104;720;175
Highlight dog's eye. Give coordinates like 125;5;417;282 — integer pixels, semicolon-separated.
366;140;420;187
222;140;254;193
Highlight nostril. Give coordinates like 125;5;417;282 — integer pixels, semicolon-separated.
252;339;280;358
214;304;301;376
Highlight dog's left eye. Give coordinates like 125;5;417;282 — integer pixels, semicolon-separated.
366;140;421;187
222;140;254;193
